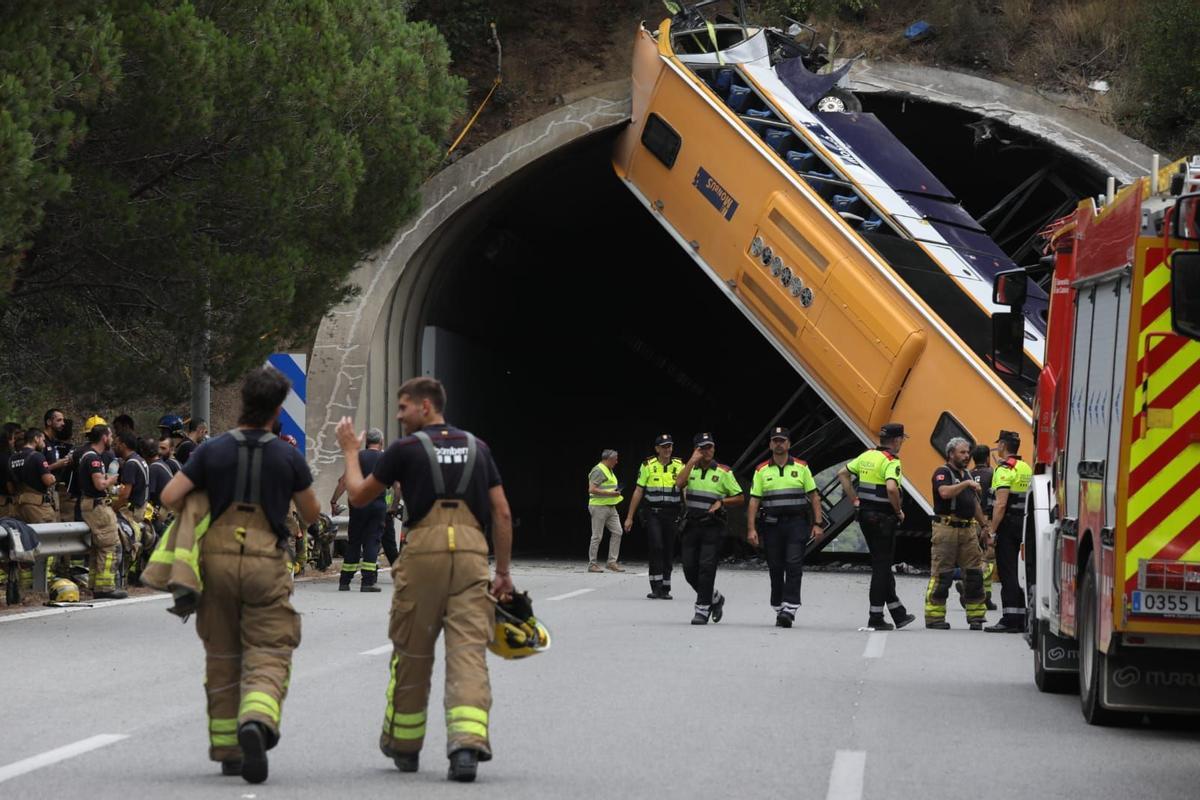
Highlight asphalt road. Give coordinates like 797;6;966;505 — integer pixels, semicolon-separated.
2;562;1198;800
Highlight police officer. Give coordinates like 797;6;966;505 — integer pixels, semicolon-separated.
11;429;58;525
160;367;319;783
330;427;388;592
76;423;126;599
968;444;997;611
746;427;822;628
675;432;744;625
925;437;989;630
985;430;1033;634
836;423;916;631
624;434;683;599
335;376;513;783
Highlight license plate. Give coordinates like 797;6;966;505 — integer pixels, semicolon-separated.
1131;591;1200;618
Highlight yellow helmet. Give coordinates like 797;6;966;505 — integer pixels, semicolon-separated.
488;591;551;660
49;578;80;603
83;415;108;433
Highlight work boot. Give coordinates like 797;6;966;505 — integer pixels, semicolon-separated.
658;585;672;599
691;611;709;625
392;753;419;773
776;610;794;628
237;722;269;785
925;620;951;630
889;604;916;629
93;589;128;600
220;760;243;776
969;621;984;631
338;583;351;591
361;584;381;593
985;619;1025;633
648;580;662;599
447;749;479;783
587;563;603;573
607;561;625;573
711;591;726;623
867;616;894;631
985;595;997;611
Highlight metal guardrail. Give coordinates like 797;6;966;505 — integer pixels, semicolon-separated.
1;514;354;600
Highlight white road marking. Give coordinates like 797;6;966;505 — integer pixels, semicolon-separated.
862;632;887;658
0;593;169;623
360;644;393;656
0;734;129;784
825;750;866;800
545;588;595;602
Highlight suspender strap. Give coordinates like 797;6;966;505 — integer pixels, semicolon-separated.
229;430;277;505
412;430;478;499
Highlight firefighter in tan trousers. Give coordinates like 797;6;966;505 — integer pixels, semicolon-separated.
161;367;319;785
75;424;127;598
336;375;514;783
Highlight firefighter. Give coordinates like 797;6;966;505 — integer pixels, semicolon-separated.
675;432;744;625
11;429;59;525
113;430;152;581
76;424;125;599
925;437;989;630
330;427;389;592
968;444;997;610
836;423;916;631
42;409;74;523
985;430;1033;634
160;367;320;784
335;376;514;783
624;433;683;599
746;427;822;628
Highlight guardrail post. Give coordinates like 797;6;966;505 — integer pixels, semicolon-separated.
32;558;49;593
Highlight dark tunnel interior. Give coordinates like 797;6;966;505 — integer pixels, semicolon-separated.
418;96;1106;560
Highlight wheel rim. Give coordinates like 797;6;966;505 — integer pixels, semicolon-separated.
817;96;846;113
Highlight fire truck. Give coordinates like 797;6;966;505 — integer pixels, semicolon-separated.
992;157;1200;724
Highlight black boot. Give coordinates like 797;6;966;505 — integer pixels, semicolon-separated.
925;619;950;630
361;584;381;593
647;580;662;599
711;591;725;624
776;610;794;628
447;749;479;782
237;722;269;785
867;616;894;631
338;582;351;591
220;760;242;776
890;605;916;629
392;752;419;773
658;584;673;599
691;610;709;625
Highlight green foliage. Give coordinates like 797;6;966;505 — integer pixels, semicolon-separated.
1123;0;1200;155
747;0;878;25
1;1;465;410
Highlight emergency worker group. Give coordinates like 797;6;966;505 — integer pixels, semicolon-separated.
590;421;1032;634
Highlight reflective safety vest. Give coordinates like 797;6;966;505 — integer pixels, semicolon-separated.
683;462;742;518
751;457;816;515
845;447;901;508
991;456;1033;519
636;457;683;508
588;462;622;507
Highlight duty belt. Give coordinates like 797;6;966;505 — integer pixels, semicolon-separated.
19;490;55;505
84;496;111;508
934;515;973;528
761;513;807;524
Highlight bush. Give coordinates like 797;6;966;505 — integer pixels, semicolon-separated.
1122;0;1200;155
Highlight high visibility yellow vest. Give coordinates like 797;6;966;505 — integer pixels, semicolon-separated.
636;457;683;507
751;457;817;515
588;462;622;506
846;447;902;507
991;456;1033;517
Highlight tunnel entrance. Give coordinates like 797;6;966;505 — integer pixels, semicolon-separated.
411;100;1105;560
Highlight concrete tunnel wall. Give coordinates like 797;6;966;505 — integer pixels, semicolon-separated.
305;62;1159;506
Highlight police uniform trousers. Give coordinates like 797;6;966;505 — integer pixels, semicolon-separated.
681;517;723;615
858;505;909;623
925;518;985;624
994;518;1026;628
196;505;300;763
381;514;400;565
341;502;385;587
79;497;121;592
761;515;808;616
381;500;493;760
641;506;678;594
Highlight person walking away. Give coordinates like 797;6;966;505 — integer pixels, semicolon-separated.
985;430;1033;634
335;376;514;782
924;438;989;630
746;427;822;628
624;434;683;598
330;428;389;592
76;424;125;599
587;449;624;573
836;423;916;631
160;366;320;783
676;432;744;625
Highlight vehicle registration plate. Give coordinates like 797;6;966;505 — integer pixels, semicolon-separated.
1131;591;1200;617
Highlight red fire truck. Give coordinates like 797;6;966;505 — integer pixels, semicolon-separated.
993;157;1200;724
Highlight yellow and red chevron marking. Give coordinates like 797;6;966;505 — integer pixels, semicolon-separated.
1124;240;1200;594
